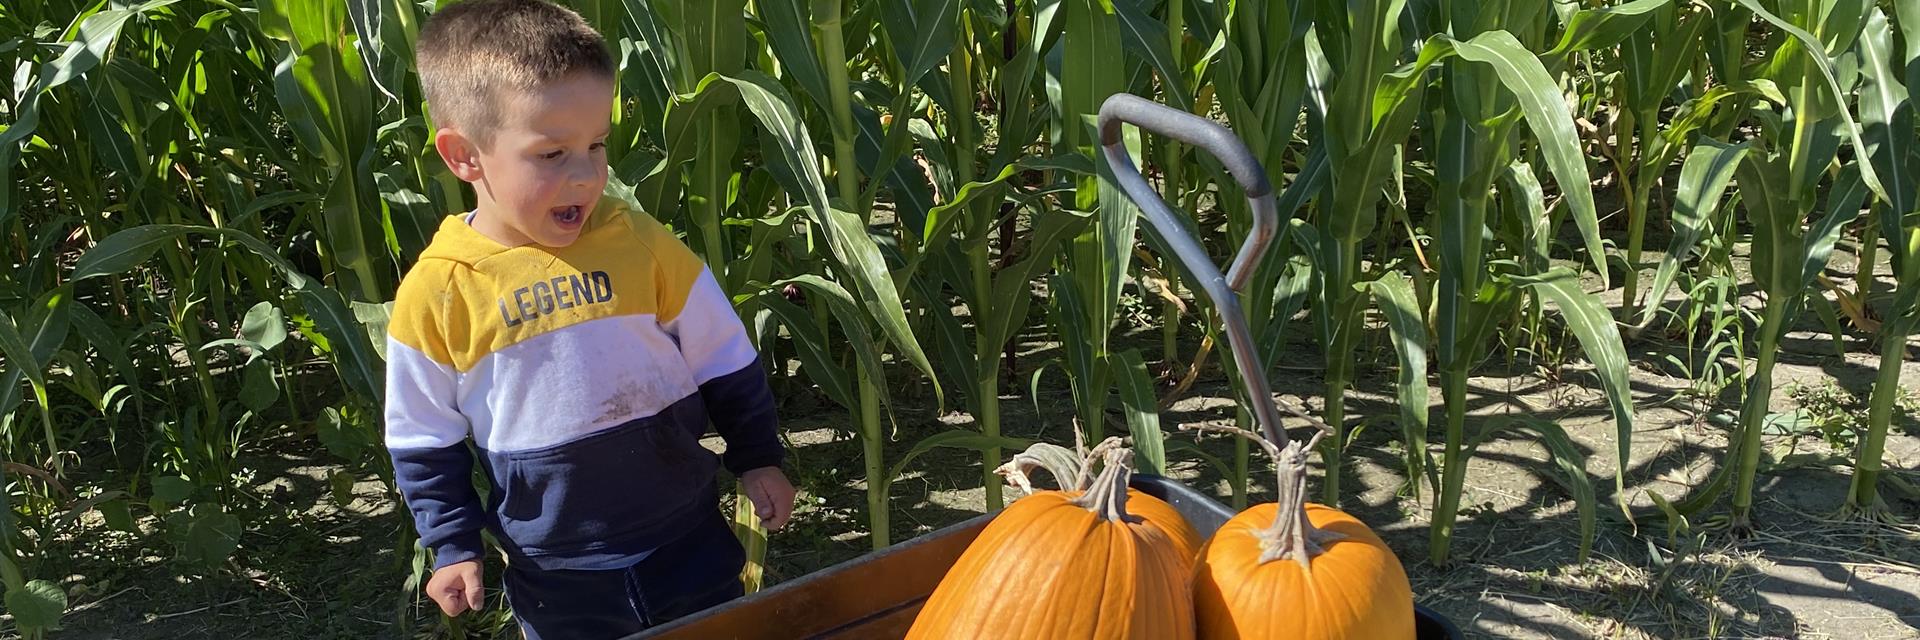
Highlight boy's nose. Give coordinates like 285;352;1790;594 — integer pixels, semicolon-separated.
568;156;598;187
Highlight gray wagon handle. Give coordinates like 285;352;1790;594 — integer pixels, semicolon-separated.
1096;93;1290;449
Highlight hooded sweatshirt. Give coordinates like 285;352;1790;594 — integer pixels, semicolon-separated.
384;196;783;571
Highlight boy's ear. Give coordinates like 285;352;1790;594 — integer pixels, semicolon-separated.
434;128;485;183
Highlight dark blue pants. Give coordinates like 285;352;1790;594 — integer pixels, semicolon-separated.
503;507;746;639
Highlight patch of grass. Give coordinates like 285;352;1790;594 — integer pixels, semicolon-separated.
1785;380;1869;451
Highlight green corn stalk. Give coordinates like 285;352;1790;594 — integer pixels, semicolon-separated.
1566;0;1704;319
663;0;748;268
1309;0;1424;507
944;10;1004;509
838;0;900;537
258;0;390;303
1405;3;1636;565
1194;0;1315;508
1845;4;1918;520
744;0;963;546
1854;209;1881;302
1048;0;1132;446
1110;0;1204;460
1720;159;1868;532
1673;0;1891;533
711;66;946;554
782;0;891;542
849;0;960;537
1427;15;1526;565
896;1;1085;512
1092;0;1219;490
1607;3;1710;318
813;0;860;206
1157;0;1188;370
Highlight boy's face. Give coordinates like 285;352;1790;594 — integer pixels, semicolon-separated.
440;72;614;248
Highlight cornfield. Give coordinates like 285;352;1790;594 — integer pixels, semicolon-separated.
0;0;1916;637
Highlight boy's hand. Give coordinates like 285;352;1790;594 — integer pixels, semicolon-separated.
741;467;797;531
427;559;484;617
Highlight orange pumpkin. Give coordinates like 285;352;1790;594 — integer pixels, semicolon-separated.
1189;428;1414;639
1125;486;1203;559
906;443;1197;639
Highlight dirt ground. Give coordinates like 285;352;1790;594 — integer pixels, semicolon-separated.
23;239;1920;639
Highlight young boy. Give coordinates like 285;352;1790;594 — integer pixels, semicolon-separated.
384;1;795;636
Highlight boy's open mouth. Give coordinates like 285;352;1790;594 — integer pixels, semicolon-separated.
551;204;585;226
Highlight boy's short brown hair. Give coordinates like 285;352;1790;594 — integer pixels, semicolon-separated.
415;0;614;146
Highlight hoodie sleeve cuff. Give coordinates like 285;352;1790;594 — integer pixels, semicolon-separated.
431;534;485;570
723;444;787;477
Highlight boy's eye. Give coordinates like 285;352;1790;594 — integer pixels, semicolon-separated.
590;142;607;152
540;150;564;160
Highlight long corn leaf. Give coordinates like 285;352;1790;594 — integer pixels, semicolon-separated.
1113;0;1192;111
67;303;140;400
617;0;681;131
1465;416;1598;561
709;71;942;406
984;208;1095;351
1619;5;1709;115
1735;0;1888;205
912;272;981;410
636;71;743;219
770;274;892;414
1112;349;1165;475
1640;139;1749;326
1366;271;1431;496
1544;0;1669;60
1858;8;1915;227
1804;166;1869;288
756;0;831;112
748;292;854;410
1741;153;1803;295
1501;161;1551;270
878;0;960;88
1450;31;1608;286
918;163;1020;255
0;301;65;420
884;431;1034;496
1257;255;1314;369
1509;268;1636;519
852;105;938;223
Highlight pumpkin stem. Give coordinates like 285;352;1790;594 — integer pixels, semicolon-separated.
1068;446;1135;522
1257;437;1345;567
1179;423;1343;568
994;437;1128;497
1073;436;1127;489
995;443;1084;496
